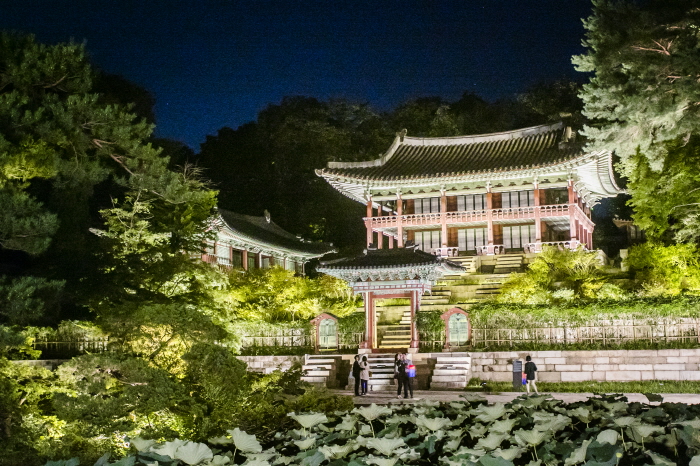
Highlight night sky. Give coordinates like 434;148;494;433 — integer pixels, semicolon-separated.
1;1;594;149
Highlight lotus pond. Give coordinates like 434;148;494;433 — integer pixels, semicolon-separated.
47;394;700;466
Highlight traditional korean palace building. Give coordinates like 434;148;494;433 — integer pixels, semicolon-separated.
314;123;623;352
201;208;335;274
316;122;623;256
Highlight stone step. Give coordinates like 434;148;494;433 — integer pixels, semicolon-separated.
302;364;333;371
304;370;331;377
431;382;468;390
431;375;469;383
304;358;336;364
433;369;470;376
383;334;411;340
301;376;328;383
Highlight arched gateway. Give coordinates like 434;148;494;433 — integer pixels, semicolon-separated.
317;247;463;352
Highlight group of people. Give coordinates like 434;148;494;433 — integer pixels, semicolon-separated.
351;352;415;398
351;353;539;397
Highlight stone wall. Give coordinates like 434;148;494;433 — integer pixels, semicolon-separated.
470;349;700;382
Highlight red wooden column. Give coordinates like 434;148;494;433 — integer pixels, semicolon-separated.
396;191;404;248
242;250;248;270
567;181;578;244
409;290;420;350
486;187;494;246
388;235;394;249
533;182;542;243
366;198;374;247
376;202;383;249
440;190;448;247
366;292;376;349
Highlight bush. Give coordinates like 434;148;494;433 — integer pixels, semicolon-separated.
627;242;700;296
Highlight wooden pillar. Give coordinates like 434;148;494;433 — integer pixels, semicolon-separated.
568;181;577;243
410;290;420;349
396;192;404;248
362;292;376;349
388;235;394;249
366;198;374;247
377;203;383;249
440;190;448;247
486;189;494;246
533;183;542;243
241;250;248;270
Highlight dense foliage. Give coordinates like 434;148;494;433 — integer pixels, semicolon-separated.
575;0;700;242
42;395;700;466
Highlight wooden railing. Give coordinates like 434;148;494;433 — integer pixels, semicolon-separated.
524;240;582;253
365;203;579;231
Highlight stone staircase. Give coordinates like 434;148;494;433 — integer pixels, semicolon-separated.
301;354;340;388
443;256;477;275
471;274;509;302
378;310;412;348
362;353;397;392
430;353;472;390
493;254;523;274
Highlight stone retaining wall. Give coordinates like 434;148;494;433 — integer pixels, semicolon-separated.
236;355;302;374
470;349;700;382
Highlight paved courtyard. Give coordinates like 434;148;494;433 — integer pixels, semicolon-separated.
331;389;700;405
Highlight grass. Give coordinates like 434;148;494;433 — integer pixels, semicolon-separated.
464;378;700;394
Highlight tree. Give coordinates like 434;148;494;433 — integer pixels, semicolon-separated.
574;0;700;242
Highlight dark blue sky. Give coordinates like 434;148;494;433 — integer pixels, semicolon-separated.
1;1;594;149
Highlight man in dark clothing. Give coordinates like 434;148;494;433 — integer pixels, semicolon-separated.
396;354;406;399
352;355;362;396
524;355;539;395
403;352;414;399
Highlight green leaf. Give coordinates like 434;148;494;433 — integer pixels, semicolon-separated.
643;393;664;403
299;450;326;466
479;454;515;466
595;430;619;446
228;428;263;454
564;439;592;466
352;403;392;421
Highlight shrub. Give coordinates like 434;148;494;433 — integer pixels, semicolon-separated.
627;242;700;296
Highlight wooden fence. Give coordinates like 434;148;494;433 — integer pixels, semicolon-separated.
471;318;700;347
32;337;111;359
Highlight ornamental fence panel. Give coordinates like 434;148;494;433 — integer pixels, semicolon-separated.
471;317;700;348
240;329;312;348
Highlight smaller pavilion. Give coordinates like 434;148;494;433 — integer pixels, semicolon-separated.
202;208;335;274
317;246;463;351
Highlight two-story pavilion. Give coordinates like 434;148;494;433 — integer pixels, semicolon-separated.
201;208;335;274
317;122;623;256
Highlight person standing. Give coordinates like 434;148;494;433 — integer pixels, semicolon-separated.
352;355;362;396
403;352;414;399
360;355;370;395
524;355;539;395
394;353;404;399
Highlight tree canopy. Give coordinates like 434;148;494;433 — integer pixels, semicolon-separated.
574;0;700;242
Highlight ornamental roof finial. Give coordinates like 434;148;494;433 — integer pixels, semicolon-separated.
396;128;407;142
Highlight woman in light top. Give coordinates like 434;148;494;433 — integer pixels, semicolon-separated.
359;355;370;395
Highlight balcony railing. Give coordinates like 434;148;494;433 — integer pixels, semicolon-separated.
365;204;579;231
524;240;583;253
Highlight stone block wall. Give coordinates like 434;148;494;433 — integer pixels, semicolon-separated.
470;349;700;382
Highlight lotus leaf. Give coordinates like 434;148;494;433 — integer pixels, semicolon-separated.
453;446;487;458
318;443;355;460
490;418;517;434
444;437;463;451
288;412;329;429
398;448;421;461
646;451;676;466
492;446;525;461
630;423;664;441
174;442;214;465
439;455;479;466
415;415;451;432
335;414;357;431
243;460;271;466
476;432;508;451
205;456;231;465
474;403;508;423
569;407;592;424
533;414;571;432
352;404;392;421
479;455;517;466
675;418;700;429
468;423;488;439
514;429;549;447
293;437;317;450
364;455;398;466
130;437;157;451
596;429;619;445
228;428;263;454
563;439;591;466
152;439;188;459
613;416;639;428
690;455;700;466
360;424;373;436
365;437;405;456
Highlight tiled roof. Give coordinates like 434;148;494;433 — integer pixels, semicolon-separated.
319;122;580;181
318;247;463;272
218;209;335;257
